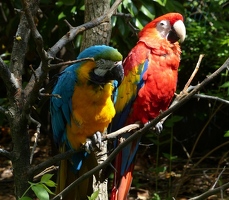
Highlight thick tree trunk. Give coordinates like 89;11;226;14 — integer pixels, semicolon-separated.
7;1;39;198
80;0;112;51
80;0;112;199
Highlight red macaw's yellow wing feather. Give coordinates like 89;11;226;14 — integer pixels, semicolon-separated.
110;13;185;200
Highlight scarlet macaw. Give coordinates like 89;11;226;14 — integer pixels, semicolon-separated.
50;45;123;200
110;13;186;199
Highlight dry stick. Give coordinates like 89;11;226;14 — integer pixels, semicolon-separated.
183;54;205;92
174;103;223;197
193;140;229;170
160;54;204;126
211;166;226;190
52;57;229;200
193;93;229;105
28;115;41;164
0;149;12;159
189;180;229;200
49;57;94;69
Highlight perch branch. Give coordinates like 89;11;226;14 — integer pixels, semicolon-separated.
28;123;141;177
51;56;229;199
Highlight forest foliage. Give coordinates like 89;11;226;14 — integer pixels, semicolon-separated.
0;0;229;199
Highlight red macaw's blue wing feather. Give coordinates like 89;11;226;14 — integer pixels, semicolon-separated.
110;53;149;199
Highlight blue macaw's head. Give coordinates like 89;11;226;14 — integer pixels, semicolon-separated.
77;45;124;87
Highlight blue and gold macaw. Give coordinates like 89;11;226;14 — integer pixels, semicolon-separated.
50;45;123;200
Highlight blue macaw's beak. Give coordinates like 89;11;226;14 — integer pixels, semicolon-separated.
105;61;124;87
89;61;124;87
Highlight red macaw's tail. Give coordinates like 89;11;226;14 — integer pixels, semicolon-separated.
111;164;134;200
110;136;140;200
55;146;98;200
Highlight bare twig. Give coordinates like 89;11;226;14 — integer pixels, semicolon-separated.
47;0;123;58
211;166;226;189
33;165;58;180
189;179;229;200
158;54;205;128
0;148;12;159
23;0;122;110
193;93;229;105
49;57;94;69
183;54;204;92
21;0;51;66
39;88;61;98
28;115;41;164
28;149;76;177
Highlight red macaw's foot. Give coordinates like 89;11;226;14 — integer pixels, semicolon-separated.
144;121;163;135
84;131;102;153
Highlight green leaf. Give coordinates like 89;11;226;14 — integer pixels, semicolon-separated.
163;153;177;161
152;193;161;200
58;12;66;20
31;184;49;200
19;197;33;200
220;81;229;88
140;5;154;19
41;174;53;183
90;190;99;200
154;0;167;6
44;180;57;187
224;130;229;137
41;183;56;195
165;115;183;128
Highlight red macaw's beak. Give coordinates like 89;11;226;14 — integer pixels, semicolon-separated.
168;20;186;43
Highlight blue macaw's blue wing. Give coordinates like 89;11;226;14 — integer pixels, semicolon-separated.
51;65;78;145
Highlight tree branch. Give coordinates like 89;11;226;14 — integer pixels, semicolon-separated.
0;148;12;159
47;0;122;58
193;93;229;105
51;56;229;199
23;0;122;110
189;180;229;200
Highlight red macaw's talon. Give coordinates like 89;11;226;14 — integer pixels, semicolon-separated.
110;13;186;200
50;45;123;200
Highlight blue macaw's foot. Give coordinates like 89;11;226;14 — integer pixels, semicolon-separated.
84;131;102;153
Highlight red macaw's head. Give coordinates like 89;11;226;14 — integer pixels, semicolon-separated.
139;12;186;44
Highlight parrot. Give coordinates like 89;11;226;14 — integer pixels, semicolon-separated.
50;45;123;200
110;13;186;199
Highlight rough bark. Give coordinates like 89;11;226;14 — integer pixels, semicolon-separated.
80;0;112;51
8;12;32;199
